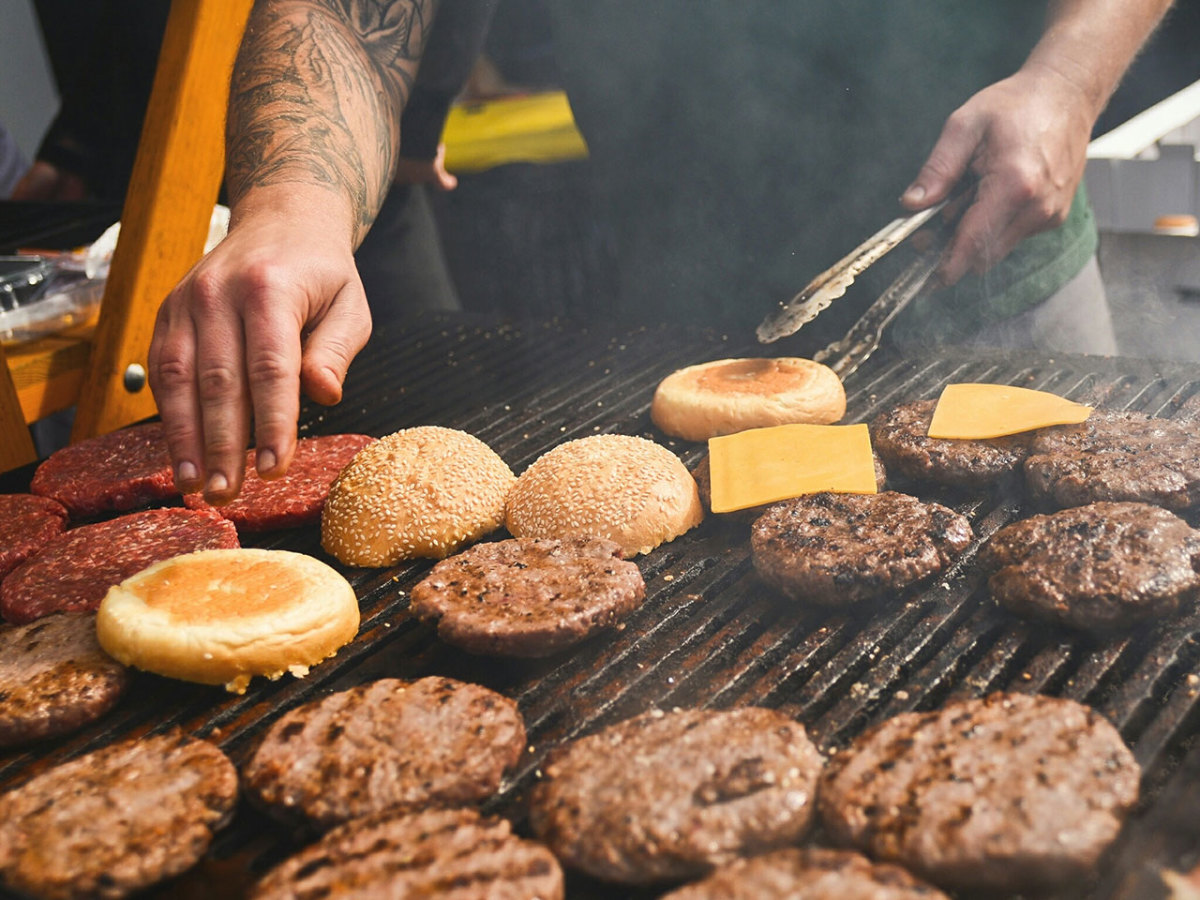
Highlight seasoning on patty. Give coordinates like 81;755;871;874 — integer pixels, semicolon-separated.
242;676;526;830
870;398;1033;489
250;807;563;900
410;536;646;657
1024;408;1200;512
980;501;1200;632
529;706;824;884
0;731;237;900
818;692;1140;894
751;491;973;605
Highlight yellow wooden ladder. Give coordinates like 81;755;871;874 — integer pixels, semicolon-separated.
0;0;252;473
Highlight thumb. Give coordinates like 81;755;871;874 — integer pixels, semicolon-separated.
299;285;373;406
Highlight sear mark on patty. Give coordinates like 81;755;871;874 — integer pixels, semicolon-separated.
528;706;824;885
409;536;645;657
818;692;1139;894
1024;408;1200;512
751;491;973;605
242;676;526;831
871;399;1033;489
979;500;1200;631
0;612;131;747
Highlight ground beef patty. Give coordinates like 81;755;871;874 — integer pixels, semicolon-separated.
660;847;950;900
751;491;973;605
409;536;646;657
870;399;1033;489
0;507;239;624
1024;408;1200;512
243;676;526;830
183;433;375;531
250;807;563;900
0;613;131;747
0;493;68;578
818;692;1140;894
30;421;177;517
0;730;237;900
980;501;1200;632
528;706;824;885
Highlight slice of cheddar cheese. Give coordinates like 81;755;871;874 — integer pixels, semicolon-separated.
708;423;876;514
927;383;1092;440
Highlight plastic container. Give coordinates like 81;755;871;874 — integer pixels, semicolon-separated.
0;255;105;345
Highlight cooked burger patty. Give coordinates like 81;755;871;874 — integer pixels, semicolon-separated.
250;807;563;900
30;421;177;517
528;706;824;884
0;507;240;624
183;433;375;531
409;536;646;657
243;676;526;830
818;692;1140;893
1024;408;1200;512
0;494;68;579
660;847;950;900
980;501;1200;631
0;730;237;900
0;613;131;747
870;399;1033;488
751;491;973;605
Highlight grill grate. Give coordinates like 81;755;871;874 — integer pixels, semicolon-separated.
3;313;1200;899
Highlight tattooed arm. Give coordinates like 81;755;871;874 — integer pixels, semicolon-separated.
149;0;438;502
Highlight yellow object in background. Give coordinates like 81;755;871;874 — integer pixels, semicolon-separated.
708;423;877;514
928;383;1093;440
442;90;589;173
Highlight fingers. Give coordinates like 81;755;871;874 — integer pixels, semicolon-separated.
148;292;206;494
901;111;982;211
431;144;458;191
191;270;253;502
244;291;304;481
298;280;373;409
937;166;1069;286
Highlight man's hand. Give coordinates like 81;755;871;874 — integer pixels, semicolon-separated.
899;64;1093;287
148;211;372;504
393;143;458;191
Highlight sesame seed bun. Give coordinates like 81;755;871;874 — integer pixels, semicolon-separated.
96;548;359;694
321;426;516;566
651;358;846;442
505;434;703;557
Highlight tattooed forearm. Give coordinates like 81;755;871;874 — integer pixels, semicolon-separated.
226;0;438;240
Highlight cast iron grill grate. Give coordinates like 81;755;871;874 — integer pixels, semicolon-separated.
2;313;1200;899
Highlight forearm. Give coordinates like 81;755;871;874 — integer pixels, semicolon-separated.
1027;0;1174;124
225;0;439;246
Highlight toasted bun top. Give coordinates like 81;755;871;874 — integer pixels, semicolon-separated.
96;548;359;693
651;357;845;442
321;426;515;566
505;434;703;557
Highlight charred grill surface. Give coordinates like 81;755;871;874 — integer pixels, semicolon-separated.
2;314;1200;899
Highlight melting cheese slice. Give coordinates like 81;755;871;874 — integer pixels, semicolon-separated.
708;423;876;513
928;383;1092;440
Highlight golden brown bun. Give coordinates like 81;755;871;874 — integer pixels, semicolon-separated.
321;426;515;566
651;358;846;442
96;548;359;694
505;434;703;557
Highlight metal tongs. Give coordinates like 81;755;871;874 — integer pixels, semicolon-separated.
757;187;968;377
